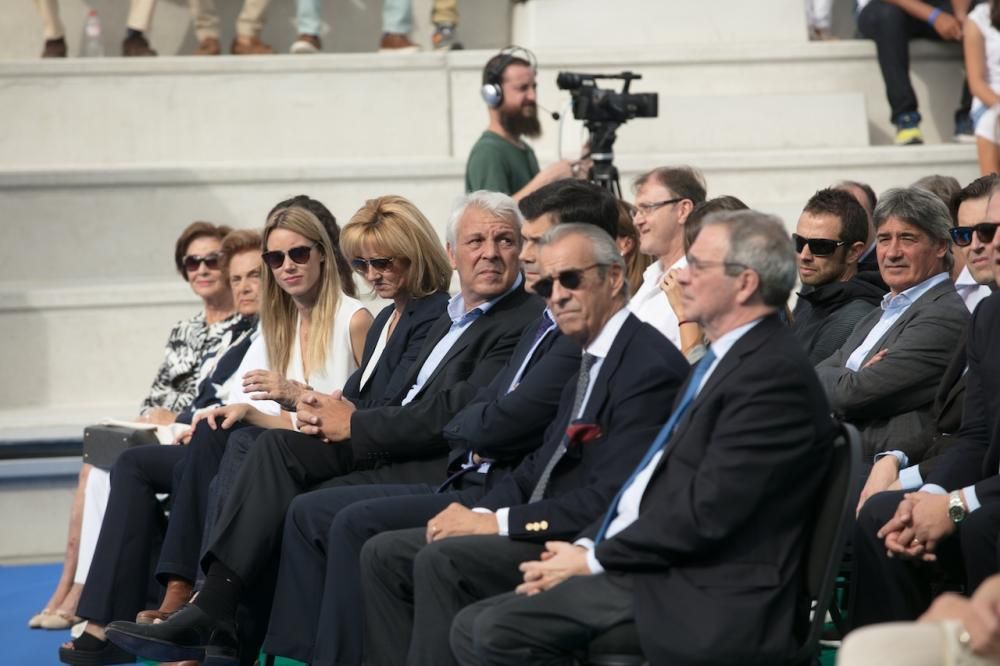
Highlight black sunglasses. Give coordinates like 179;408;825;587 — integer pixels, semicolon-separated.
261;244;316;270
351;257;395;273
533;264;606;299
792;233;848;257
183;253;221;272
950;222;1000;247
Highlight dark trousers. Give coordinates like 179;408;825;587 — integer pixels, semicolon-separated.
851;489;1000;627
451;573;635;666
361;529;546;666
155;420;253;585
263;480;485;666
76;444;182;624
857;0;961;124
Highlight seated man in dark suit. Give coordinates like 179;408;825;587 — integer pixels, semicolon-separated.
358;222;690;666
815;186;969;462
448;210;836;666
256;179;624;666
791;187;885;364
105;190;542;665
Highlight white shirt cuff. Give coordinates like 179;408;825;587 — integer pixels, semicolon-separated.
920;483;948;495
963;486;982;513
585;547;604;574
473;507;509;536
875;450;910;468
898;465;924;490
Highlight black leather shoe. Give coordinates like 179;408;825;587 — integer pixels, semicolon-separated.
106;604;237;665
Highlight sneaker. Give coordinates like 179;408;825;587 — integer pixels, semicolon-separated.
894;112;924;145
122;33;157;57
431;23;463;51
290;34;321;54
41;37;67;58
194;37;221;56
379;33;419;53
231;36;274;55
955;113;976;143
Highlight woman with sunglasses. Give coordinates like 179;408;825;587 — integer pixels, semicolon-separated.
337;195;452;407
32;221;247;633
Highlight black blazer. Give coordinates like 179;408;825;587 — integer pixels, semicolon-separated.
443;324;581;470
925;294;1000;498
588;316;835;666
341;292;449;409
475;313;689;541
349;285;543;465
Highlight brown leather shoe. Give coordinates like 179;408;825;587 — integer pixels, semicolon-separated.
42;38;67;58
136;578;192;625
231;36;274;55
122;33;157;56
194;37;221;56
290;34;321;54
378;33;419;53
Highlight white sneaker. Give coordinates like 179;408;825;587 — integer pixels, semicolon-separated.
290;34;321;54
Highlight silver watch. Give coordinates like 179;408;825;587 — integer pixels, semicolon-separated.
948;490;966;524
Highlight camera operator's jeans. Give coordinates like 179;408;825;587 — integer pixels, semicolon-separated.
296;0;410;36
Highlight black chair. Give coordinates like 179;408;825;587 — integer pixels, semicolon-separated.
584;421;863;666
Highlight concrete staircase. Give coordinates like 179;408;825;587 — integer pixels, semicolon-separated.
0;0;980;559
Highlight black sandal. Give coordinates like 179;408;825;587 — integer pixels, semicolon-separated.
58;632;135;665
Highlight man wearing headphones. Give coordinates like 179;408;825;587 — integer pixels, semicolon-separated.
467;46;587;201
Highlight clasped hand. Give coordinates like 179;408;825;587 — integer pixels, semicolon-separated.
516;542;590;596
877;492;955;561
296;389;355;442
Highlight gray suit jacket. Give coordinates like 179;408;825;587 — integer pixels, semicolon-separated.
815;278;969;461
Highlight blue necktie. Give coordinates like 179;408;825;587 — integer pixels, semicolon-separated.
593;348;717;544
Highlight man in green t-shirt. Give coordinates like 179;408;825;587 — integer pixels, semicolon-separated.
466;47;587;201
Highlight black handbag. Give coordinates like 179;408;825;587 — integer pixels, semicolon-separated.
82;424;158;470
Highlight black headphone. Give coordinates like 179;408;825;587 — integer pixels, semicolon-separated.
480;45;537;108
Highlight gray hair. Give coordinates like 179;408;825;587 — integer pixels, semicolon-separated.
538;222;629;298
702;210;797;308
445;190;523;246
874;187;954;271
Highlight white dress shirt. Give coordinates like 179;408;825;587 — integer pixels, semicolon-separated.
628;256;685;351
954;266;992;314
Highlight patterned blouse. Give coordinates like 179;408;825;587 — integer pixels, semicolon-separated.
140;311;247;415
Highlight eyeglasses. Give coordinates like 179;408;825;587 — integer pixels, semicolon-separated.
792;233;848;256
631;198;687;218
685;255;748;275
183;253;221;272
949;222;1000;247
350;257;395;273
533;264;607;299
261;244;316;270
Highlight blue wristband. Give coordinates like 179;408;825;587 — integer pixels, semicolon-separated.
928;8;942;26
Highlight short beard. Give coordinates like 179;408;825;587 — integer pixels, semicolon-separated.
500;107;542;139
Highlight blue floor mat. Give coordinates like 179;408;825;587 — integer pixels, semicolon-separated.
1;562;73;666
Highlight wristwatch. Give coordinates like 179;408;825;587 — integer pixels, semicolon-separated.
948;490;967;524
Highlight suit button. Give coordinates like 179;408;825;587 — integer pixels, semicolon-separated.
540;520;549;530
525;522;535;532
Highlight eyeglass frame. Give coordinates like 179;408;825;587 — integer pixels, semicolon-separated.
182;253;222;273
791;233;849;257
685;254;749;276
949;222;1000;247
260;243;318;270
533;263;608;299
631;197;688;218
350;257;396;273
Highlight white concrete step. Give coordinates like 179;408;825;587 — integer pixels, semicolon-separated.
1;41;961;169
1;144;978;285
512;0;810;48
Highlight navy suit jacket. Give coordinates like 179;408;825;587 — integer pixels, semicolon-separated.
342;292;449;410
349;285;542;466
442;323;581;470
586;315;835;666
475;313;689;541
924;293;1000;500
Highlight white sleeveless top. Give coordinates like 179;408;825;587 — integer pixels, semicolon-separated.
970;4;1000;96
229;295;368;415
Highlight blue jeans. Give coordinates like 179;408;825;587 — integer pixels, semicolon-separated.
297;0;412;35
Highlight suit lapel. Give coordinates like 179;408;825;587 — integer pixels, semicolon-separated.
578;314;639;423
394;312;453;400
860;280;951;365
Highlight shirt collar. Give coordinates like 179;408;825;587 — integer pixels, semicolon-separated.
881;272;949;312
583;306;630;360
446;273;524;323
955;266;980;289
708;317;764;364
